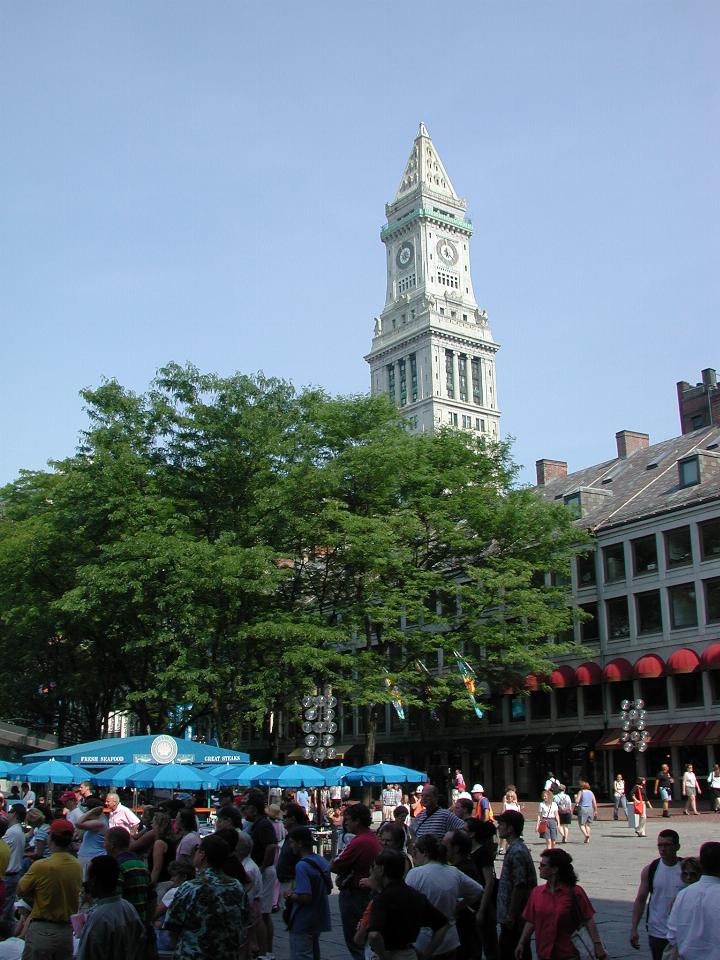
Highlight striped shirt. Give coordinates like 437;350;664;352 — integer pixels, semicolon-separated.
411;807;466;839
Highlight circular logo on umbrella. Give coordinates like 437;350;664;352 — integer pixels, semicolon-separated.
150;735;178;764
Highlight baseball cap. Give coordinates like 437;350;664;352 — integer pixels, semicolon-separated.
50;818;74;837
471;784;484;793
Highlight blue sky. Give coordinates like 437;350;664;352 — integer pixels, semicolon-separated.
1;2;717;486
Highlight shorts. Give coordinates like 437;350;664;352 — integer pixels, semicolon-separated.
659;787;670;802
260;865;277;914
577;808;593;826
542;820;558;840
685;786;696;798
559;812;572;825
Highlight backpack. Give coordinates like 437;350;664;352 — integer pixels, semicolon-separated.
557;793;572;813
550;778;562;795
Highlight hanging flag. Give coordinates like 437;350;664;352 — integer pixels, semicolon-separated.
384;673;405;720
454;650;485;719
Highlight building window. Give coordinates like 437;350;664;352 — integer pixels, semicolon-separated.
665;526;692;568
579;602;599;642
638;677;667;710
398;358;407;407
387;364;395;403
471;358;482;404
700;518;720;560
678;456;700;487
674;673;702;707
409;353;418;402
632;535;658;575
398;273;416;294
603;543;626;583
445;350;455;398
458;355;468;401
488;695;503;725
606;596;630;639
447;411;458;426
510;696;526;722
636;590;663;634
710;670;720;703
555;687;578;717
530;691;551;719
668;583;698;629
704;578;720;622
582;685;603;716
437;269;459;288
461;414;472;429
576;553;596;587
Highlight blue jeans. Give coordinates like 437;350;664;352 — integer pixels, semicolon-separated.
613;795;627;819
1;873;20;934
339;888;370;960
290;931;317;960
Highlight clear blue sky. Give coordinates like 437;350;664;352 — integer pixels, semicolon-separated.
1;2;717;486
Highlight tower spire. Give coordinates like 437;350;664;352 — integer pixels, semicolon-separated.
393;121;460;205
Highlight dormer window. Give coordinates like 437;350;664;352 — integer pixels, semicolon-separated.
678;456;700;488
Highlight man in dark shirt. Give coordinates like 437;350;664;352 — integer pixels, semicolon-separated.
367;849;448;960
443;829;483;960
244;795;278;960
331;804;382;960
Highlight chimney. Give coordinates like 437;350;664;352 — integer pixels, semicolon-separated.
616;430;650;459
536;459;568;486
702;368;717;389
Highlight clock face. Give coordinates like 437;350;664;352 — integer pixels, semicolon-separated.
396;241;414;270
437;238;458;265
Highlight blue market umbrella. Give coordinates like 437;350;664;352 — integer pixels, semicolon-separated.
125;763;218;791
343;762;428;786
91;763;156;788
256;763;327;788
9;759;93;784
0;760;19;778
321;764;355;785
22;734;249;766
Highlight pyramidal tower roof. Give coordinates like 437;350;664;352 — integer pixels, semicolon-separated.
393;122;461;205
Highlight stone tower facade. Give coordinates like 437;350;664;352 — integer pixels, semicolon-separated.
365;123;500;438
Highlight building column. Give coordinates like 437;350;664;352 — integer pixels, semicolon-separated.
394;361;402;406
451;351;459;400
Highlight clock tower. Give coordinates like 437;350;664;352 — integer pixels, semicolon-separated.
365;123;500;438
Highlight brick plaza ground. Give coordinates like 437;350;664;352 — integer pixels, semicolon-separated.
271;809;720;960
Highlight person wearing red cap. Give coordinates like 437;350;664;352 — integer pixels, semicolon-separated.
17;818;82;959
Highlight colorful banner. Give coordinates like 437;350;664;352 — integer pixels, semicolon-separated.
384;673;405;720
454;650;485;719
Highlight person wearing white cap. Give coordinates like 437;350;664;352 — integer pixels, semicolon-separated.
471;785;491;822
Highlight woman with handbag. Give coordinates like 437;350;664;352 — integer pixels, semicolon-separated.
536;790;561;849
514;848;608;960
630;776;652;837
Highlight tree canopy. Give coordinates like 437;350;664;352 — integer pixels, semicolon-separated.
0;364;587;755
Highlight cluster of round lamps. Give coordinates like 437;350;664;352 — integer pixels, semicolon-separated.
620;698;650;752
301;688;337;762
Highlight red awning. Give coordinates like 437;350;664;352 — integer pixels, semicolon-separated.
665;722;708;746
667;648;701;674
603;658;633;682
634;654;665;678
550;665;576;688
576;661;603;686
701;643;720;670
525;673;549;692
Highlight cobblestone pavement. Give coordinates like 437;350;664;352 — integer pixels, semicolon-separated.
271;810;720;960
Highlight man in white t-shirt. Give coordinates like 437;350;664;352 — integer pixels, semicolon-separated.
20;783;35;808
2;805;28;929
630;829;684;960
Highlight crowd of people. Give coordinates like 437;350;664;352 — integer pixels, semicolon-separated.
0;771;717;960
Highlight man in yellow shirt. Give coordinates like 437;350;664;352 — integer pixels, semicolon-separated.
0;820;10;877
18;818;82;959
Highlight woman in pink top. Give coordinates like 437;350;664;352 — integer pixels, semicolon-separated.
174;808;200;859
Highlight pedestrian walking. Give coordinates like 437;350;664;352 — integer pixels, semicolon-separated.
629;829;684;960
495;810;537;960
654;764;674;818
666;841;720;959
554;785;573;844
681;763;701;815
283;827;332;960
708;763;720;812
330;803;381;960
574;781;597;844
514;848;608;960
613;773;628;821
630;777;653;837
536;790;560;850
